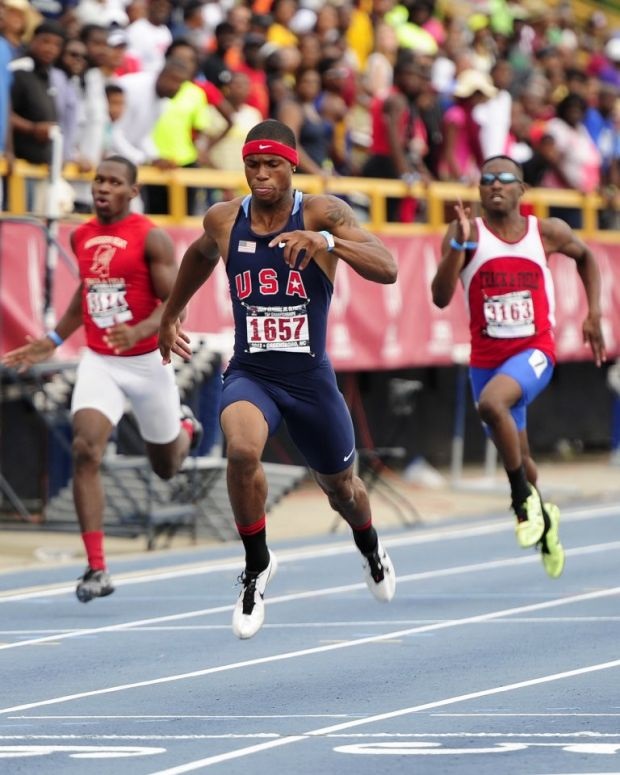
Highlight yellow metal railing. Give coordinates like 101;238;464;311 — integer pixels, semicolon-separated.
4;159;616;239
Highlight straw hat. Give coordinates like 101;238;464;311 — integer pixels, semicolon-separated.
3;0;43;44
453;68;497;98
3;0;32;12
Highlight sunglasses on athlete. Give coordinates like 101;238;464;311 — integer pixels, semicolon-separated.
479;172;523;185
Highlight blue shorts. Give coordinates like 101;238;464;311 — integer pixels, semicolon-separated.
469;348;554;432
220;361;356;475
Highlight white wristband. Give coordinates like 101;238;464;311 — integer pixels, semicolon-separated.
319;230;335;252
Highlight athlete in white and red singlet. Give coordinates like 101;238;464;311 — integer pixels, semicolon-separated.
2;156;202;602
432;154;605;579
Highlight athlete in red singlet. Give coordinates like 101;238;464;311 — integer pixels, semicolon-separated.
432;154;605;579
2;156;202;602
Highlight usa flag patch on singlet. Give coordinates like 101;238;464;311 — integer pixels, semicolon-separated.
238;240;256;253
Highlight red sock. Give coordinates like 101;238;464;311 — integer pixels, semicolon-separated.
352;519;378;555
180;418;194;443
81;531;106;571
235;516;269;572
236;515;267;537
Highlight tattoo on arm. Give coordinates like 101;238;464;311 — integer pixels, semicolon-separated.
325;199;357;229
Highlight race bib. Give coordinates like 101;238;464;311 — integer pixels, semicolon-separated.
245;303;310;353
85;281;133;329
483;290;535;338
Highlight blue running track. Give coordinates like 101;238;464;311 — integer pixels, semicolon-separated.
1;501;619;775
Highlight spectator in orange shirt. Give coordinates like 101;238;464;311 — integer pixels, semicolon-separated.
236;32;270;119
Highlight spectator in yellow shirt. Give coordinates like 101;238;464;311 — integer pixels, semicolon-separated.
266;0;298;49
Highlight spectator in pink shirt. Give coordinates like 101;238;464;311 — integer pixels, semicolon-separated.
438;68;496;183
540;92;601;227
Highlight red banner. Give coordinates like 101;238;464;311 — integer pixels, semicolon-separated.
1;222;618;369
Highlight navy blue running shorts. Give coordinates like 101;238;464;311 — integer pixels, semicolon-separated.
220;360;356;475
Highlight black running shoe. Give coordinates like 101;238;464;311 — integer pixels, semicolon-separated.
76;567;115;603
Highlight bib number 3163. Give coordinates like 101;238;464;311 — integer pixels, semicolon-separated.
484;290;535;338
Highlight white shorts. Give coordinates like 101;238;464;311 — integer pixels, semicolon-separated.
71;348;181;445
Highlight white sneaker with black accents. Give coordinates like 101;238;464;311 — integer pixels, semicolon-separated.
75;567;115;603
362;540;396;602
232;551;278;639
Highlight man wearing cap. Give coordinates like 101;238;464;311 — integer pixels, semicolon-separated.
104;28;140;78
438;68;497;184
159;119;398;640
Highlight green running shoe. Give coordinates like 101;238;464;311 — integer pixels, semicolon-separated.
540;502;565;579
514;487;546;548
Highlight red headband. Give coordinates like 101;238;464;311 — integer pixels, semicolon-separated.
242;140;298;166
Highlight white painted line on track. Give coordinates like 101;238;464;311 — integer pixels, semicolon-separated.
306;657;620;735
2;732;620;740
7;714;352;720
152;736;308;772
435;713;620;717
0;735;282;740
1;502;617;602
0;585;618;716
327;732;620;738
143;656;620;774
1;540;619;652
4;613;620;639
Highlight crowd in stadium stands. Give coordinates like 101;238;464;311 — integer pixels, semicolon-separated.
1;0;620;225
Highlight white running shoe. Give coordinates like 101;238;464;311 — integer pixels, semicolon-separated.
362;540;396;602
75;567;115;603
232;552;278;639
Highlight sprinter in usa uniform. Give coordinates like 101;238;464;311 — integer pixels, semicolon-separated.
159;120;399;639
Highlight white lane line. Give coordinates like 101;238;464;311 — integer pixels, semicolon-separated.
148;737;308;773
7;616;620;636
1;585;618;716
435;713;620;717
0;540;617;652
306;659;620;736
143;657;620;775
2;731;620;740
4;614;620;638
1;541;619;652
7;714;353;720
327;733;620;738
1;503;618;602
0;735;283;740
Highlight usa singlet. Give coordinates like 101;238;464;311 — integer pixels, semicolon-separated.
460;215;556;369
73;213;160;357
227;190;334;376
